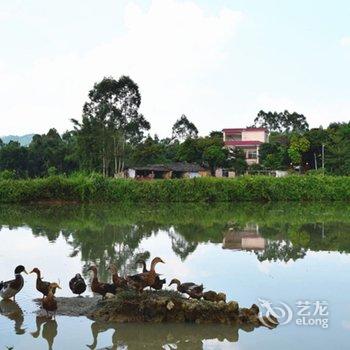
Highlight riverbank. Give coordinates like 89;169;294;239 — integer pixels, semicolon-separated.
1;174;350;203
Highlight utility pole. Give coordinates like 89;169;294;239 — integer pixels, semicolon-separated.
314;153;318;170
321;144;325;173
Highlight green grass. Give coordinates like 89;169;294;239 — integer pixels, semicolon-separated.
1;174;350;203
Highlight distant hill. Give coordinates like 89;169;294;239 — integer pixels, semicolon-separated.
1;134;35;146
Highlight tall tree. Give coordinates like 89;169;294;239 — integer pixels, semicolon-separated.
28;129;67;176
72;76;150;176
203;145;227;175
0;141;28;176
259;142;290;170
288;134;310;166
254;110;309;132
172;115;198;141
227;148;247;175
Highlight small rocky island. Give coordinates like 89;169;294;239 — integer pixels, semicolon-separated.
36;290;278;329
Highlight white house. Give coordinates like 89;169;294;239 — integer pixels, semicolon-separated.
222;127;269;165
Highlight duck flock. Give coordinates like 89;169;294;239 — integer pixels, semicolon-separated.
0;257;225;318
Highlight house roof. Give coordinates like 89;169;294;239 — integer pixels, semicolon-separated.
224;140;263;147
130;162;206;172
168;162;205;172
130;165;169;172
222;127;268;133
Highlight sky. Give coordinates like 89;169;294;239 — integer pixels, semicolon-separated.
1;0;350;137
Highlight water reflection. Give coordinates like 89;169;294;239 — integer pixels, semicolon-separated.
86;322;242;350
0;307;255;350
1;203;350;349
0;299;25;335
1;203;350;274
42;319;58;350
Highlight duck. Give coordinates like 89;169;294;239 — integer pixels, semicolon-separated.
42;318;58;350
87;266;116;298
169;278;204;299
0;265;27;300
30;268;56;299
31;315;47;338
136;259;166;290
108;264;127;289
42;282;61;318
151;276;166;290
126;257;165;292
0;299;25;335
69;273;87;297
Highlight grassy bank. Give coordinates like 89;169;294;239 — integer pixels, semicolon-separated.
0;174;350;203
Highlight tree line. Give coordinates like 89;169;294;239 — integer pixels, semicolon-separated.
0;75;350;178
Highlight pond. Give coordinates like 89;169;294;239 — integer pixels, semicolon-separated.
0;203;349;349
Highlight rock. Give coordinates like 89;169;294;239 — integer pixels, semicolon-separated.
203;291;219;302
260;315;279;329
33;290;277;331
166;301;174;310
203;291;227;303
226;301;239;314
217;292;226;303
250;304;259;315
217;300;226;309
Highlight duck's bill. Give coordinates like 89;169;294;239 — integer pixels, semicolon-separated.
24;270;29;275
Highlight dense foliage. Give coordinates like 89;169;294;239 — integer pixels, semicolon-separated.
1;75;350;177
1;174;350;203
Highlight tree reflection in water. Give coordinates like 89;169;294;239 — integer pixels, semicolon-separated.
1;202;350;272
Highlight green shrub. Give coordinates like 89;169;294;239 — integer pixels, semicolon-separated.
0;170;16;180
0;175;350;203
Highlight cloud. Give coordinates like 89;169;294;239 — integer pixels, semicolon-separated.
0;0;244;136
340;36;350;47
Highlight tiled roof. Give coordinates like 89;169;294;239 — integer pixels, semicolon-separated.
224;140;263;146
131;162;206;172
222;128;268;133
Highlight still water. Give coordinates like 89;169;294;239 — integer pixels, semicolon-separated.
0;203;349;349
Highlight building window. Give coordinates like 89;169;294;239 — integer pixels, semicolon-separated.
226;134;242;141
247;150;257;159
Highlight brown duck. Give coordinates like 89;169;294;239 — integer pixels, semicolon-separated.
42;283;61;317
169;278;204;299
136;259;166;290
127;257;165;292
30;268;56;299
87;266;116;298
108;264;127;289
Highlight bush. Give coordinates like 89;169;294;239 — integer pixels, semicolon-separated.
0;170;16;180
0;175;350;203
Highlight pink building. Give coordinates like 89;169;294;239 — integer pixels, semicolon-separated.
222;127;269;165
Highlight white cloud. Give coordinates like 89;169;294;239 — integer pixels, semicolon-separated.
0;0;244;136
340;36;350;47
